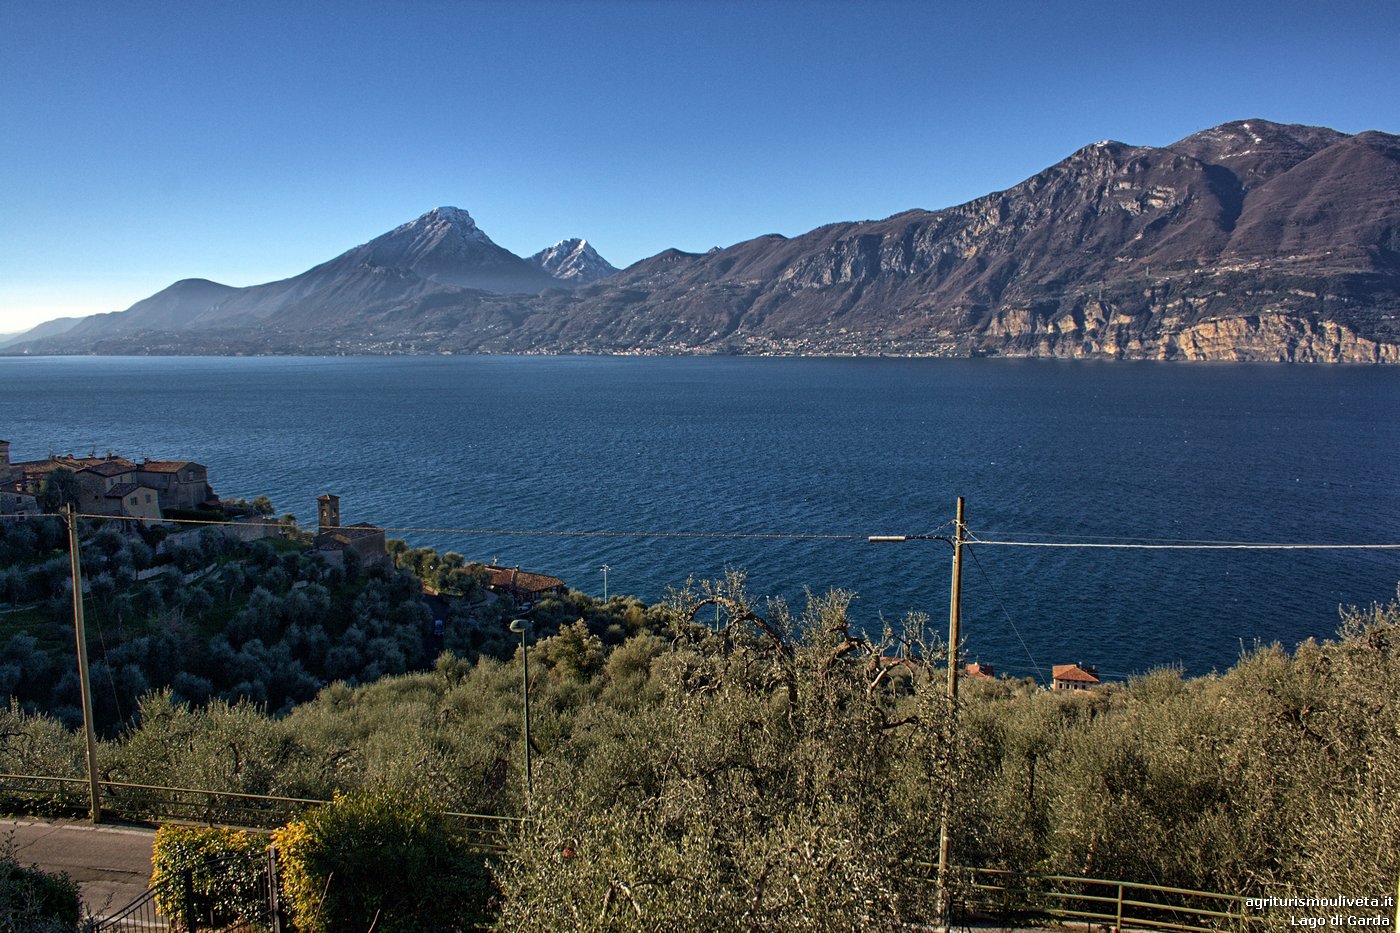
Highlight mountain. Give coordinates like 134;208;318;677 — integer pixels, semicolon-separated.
10;121;1400;361
529;239;619;284
498;119;1394;362
32;208;562;349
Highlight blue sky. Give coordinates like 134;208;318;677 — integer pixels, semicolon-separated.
2;0;1397;332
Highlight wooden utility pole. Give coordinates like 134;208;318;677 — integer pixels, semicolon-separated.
935;496;966;929
65;504;102;823
509;618;533;811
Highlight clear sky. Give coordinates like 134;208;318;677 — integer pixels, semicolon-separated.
2;0;1397;333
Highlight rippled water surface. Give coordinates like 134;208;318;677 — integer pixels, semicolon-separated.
4;355;1397;680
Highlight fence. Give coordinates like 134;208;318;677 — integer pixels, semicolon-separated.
97;852;278;932
955;865;1260;933
0;771;525;854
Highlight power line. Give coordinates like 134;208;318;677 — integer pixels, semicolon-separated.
383;527;867;541
966;535;1400;551
67;512;868;541
965;544;1046;683
29;511;1400;551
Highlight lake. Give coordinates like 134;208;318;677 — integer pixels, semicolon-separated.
3;354;1397;681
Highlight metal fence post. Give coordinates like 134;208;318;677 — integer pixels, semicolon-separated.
183;868;199;933
1115;882;1124;933
268;843;284;933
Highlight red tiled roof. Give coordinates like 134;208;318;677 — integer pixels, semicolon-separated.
104;483;139;497
485;565;566;594
20;461;69;476
1051;664;1100;684
965;662;996;678
81;461;137;478
315;523;384;549
60;456;135;469
140;460;199;473
17;456;136;475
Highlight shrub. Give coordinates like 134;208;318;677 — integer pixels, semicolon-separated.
0;833;83;932
150;825;269;929
272;788;493;933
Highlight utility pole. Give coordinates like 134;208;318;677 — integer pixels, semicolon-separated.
867;500;967;929
508;618;533;811
936;496;966;930
65;504;102;824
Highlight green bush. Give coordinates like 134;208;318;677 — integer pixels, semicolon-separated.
0;833;83;932
272;788;493;933
150;825;269;929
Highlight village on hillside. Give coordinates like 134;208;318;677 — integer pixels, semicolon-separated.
0;439;574;612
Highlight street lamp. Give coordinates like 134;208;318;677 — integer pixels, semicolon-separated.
509;618;533;810
600;564;610;602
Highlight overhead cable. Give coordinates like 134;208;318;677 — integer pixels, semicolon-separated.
31;511;1400;551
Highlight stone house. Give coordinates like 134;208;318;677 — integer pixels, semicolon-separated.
135;460;214;511
99;483;162;521
1051;663;1101;691
73;461;161;521
15;457;84;495
484;565;567;605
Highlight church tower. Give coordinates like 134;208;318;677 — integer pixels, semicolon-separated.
317;494;341;534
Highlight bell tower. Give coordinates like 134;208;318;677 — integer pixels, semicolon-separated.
317;494;341;534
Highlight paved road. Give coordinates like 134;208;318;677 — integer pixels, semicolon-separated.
3;817;155;918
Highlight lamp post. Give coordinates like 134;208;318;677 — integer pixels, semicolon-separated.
508;618;533;810
600;564;610;602
869;496;965;931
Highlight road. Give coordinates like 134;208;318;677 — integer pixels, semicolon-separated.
3;817;155;918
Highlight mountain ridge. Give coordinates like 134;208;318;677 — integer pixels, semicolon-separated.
10;119;1399;362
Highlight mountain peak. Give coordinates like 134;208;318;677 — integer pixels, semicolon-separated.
393;206;490;244
529;238;618;284
419;206;478;228
1167;119;1347;178
335;207;558;294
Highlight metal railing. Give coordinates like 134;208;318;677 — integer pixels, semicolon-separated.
956;866;1260;933
97;853;276;932
0;771;526;853
96;884;166;931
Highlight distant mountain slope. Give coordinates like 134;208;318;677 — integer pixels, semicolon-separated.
11;121;1399;361
0;315;82;348
55;279;238;341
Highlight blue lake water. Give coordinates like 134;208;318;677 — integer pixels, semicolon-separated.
3;355;1397;681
